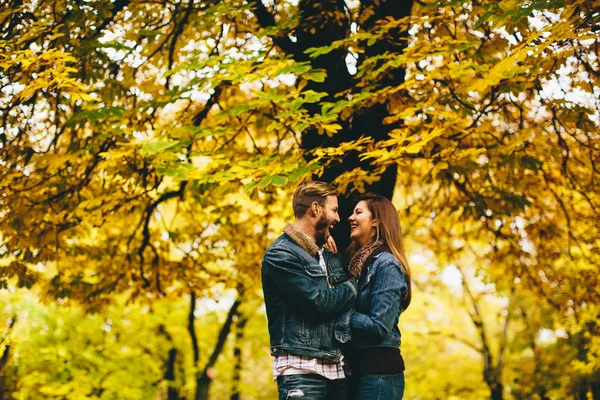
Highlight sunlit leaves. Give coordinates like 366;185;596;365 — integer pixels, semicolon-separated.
0;47;94;102
1;0;599;397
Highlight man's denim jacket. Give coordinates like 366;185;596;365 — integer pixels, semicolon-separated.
261;233;358;362
350;252;408;349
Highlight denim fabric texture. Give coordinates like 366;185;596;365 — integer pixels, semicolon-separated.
262;234;358;361
353;373;405;400
350;252;408;349
277;374;349;400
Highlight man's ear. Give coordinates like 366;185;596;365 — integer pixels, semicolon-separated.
309;201;320;217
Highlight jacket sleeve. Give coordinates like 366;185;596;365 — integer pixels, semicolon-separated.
262;245;358;317
350;255;407;341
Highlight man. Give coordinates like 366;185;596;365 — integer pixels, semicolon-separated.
262;181;357;400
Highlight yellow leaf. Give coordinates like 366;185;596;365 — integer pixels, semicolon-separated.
321;123;342;136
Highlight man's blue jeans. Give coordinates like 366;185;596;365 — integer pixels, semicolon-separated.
277;374;349;400
353;373;405;400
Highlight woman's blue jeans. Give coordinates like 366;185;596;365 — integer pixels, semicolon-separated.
353;373;405;400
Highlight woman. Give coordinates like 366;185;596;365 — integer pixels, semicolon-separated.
345;193;412;399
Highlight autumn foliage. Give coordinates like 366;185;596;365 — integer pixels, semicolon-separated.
1;0;599;399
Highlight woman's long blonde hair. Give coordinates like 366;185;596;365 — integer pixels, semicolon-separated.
346;193;412;310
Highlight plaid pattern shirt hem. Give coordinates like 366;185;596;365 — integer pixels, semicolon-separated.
272;352;346;381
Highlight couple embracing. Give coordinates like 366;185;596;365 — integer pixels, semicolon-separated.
261;181;412;400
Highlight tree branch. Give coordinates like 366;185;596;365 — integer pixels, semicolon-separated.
201;299;241;376
138;181;187;287
188;291;200;367
252;0;296;55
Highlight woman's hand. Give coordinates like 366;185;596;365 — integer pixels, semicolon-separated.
324;235;338;254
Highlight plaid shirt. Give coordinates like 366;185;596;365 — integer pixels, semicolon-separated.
272;352;346;381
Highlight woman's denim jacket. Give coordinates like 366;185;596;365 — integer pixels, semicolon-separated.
262;234;358;361
350;252;408;349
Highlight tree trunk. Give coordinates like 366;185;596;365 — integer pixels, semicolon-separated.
230;314;248;400
591;380;600;400
297;0;414;253
188;291;201;399
165;348;180;400
158;322;181;400
490;382;503;400
577;384;588;400
195;299;241;400
0;316;16;400
459;267;506;400
196;377;210;400
0;344;9;400
254;0;415;253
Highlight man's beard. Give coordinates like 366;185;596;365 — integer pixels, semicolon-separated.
315;213;332;247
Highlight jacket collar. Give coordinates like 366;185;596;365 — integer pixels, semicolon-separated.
283;223;319;257
348;241;388;279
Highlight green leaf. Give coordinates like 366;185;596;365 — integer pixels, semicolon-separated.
244;182;258;192
142;140;179;154
271;176;288;186
302;71;327;82
292;64;312;75
303;90;327;103
293;122;309;132
257;176;272;189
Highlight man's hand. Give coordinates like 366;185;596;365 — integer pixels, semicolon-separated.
324;235;338;254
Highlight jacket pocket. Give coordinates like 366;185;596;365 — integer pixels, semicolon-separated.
304;263;327;278
300;319;306;337
288;315;308;342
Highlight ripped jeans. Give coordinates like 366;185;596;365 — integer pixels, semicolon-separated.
277;374;349;400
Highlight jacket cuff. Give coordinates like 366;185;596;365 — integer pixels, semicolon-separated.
344;280;358;295
350;309;369;330
335;309;353;343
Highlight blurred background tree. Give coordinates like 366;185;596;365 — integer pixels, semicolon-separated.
1;0;598;398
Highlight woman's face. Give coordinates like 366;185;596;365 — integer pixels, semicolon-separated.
349;200;377;247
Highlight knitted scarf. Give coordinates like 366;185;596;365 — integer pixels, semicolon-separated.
348;240;386;279
283;223;319;257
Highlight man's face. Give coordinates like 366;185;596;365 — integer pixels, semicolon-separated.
314;195;340;246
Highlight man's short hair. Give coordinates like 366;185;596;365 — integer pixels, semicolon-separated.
292;181;338;218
